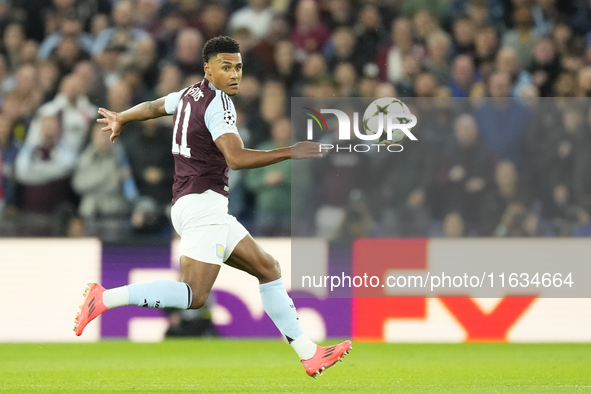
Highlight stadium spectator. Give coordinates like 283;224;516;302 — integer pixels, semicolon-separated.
172;28;204;78
73;60;107;108
412;9;442;45
531;0;562;36
473;72;530;167
324;0;356;30
0;114;17;214
38;11;94;61
572;199;591;236
272;40;301;93
151;63;183;102
551;19;582;59
414;73;439;97
154;6;187;60
442;211;466;238
292;0;330;56
72;123;135;220
20;40;38;66
324;27;357;73
25;73;96;153
450;17;476;58
2;23;25;72
466;0;499;28
15;115;77;214
228;0;274;41
334;62;358;97
135;0;161;36
441;114;496;232
449;54;478;97
577;66;591;96
198;4;228;41
376;18;417;84
402;0;449;25
246;117;292;236
90;14;110;40
0;92;28;146
8;64;43;119
335;200;376;245
230;28;268;81
535;106;586;220
53;35;91;76
92;0;149;57
38;60;61;102
502;6;540;69
248;83;286;148
123;118;174;232
354;5;387;73
473;25;498;77
496;47;533;97
570;107;591;204
423;31;452;86
377;138;440;237
481;161;529;235
529;37;562;97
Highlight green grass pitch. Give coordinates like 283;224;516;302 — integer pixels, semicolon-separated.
1;340;590;393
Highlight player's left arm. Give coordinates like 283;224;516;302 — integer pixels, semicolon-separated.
209;92;323;170
215;133;324;170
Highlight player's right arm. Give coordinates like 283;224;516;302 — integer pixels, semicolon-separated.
98;88;186;143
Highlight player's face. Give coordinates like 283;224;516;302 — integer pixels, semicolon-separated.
205;53;243;96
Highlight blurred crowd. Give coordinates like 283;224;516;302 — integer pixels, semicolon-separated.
295;97;591;242
1;0;591;240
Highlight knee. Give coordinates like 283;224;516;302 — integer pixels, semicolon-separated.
258;257;281;283
189;292;209;309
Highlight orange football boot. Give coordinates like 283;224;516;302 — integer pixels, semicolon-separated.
301;340;352;378
74;283;107;336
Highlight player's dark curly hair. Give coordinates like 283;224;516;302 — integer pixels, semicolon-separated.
202;36;240;64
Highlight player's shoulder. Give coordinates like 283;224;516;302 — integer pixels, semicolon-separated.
204;87;235;114
182;80;215;102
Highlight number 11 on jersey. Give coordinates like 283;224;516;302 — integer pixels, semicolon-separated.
172;102;191;158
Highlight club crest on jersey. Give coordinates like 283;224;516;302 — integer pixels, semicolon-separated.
216;244;224;259
223;110;236;126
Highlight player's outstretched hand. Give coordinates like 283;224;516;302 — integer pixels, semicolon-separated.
97;108;123;143
291;141;327;159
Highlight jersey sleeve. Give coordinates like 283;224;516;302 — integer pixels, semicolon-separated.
163;88;187;115
203;91;239;141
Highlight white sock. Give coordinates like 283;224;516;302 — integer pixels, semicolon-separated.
259;277;317;360
103;280;193;310
291;334;318;360
103;287;129;309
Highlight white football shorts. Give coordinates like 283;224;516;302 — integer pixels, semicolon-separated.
171;190;249;265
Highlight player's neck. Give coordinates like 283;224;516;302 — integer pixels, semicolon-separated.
205;77;220;91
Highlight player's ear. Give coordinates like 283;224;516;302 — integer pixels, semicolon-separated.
204;62;210;77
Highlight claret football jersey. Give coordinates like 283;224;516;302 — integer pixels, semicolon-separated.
164;78;239;204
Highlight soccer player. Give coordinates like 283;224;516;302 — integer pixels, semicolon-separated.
74;36;351;378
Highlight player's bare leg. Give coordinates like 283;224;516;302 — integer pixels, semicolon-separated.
223;234;281;283
74;256;218;336
225;234;352;378
179;256;221;309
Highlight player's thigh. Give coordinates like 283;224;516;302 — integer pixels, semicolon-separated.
180;256;220;309
224;234;281;283
176;222;227;308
